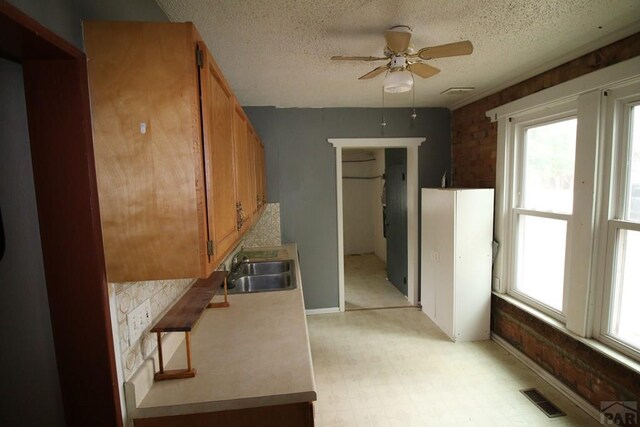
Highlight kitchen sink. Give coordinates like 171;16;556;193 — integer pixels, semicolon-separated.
235;260;291;276
227;259;296;294
228;273;294;293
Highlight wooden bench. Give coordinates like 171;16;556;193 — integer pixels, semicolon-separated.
150;271;228;381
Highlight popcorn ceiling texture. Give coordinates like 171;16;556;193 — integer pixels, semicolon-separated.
113;203;282;379
156;0;640;108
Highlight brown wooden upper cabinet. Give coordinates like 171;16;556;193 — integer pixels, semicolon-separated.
248;129;266;214
232;106;250;233
199;42;239;263
84;22;265;282
257;140;267;209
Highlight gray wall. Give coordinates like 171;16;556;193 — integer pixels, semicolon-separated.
8;0;169;49
0;1;168;425
245;107;451;309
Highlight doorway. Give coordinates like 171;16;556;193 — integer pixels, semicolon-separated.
341;148;411;310
328;137;424;312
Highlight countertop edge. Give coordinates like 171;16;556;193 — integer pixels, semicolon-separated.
133;390;317;419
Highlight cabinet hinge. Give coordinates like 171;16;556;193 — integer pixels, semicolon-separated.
403;276;407;284
196;48;204;68
402;173;406;181
207;240;214;256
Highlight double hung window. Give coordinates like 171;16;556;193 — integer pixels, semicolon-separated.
489;58;640;361
511;110;577;316
601;83;640;355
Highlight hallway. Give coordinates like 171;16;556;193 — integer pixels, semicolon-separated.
344;254;412;310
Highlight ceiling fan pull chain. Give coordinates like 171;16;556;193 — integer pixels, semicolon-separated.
381;86;387;131
411;73;417;120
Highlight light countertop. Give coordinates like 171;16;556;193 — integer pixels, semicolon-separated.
126;244;316;419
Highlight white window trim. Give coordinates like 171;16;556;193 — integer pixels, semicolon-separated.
506;104;578;320
487;56;640;346
593;81;640;360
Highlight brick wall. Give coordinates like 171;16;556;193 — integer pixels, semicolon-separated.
451;32;640;413
492;296;640;408
452;32;640;188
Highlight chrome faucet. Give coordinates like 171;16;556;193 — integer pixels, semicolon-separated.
230;247;249;274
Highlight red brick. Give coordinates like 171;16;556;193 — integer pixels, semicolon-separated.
491;296;640;414
451;32;640;189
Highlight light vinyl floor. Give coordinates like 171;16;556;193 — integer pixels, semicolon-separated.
307;308;598;426
344;254;412;310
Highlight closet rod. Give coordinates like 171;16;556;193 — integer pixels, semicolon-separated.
342;175;383;180
342;158;376;163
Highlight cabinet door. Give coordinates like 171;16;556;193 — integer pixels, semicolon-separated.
199;43;237;261
421;197;437;320
247;128;259;215
85;22;206;282
435;191;455;339
420;189;454;339
259;141;267;207
233;107;251;233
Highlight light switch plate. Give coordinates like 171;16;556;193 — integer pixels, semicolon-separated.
127;298;151;346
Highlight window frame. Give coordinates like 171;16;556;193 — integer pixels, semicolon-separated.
507;105;578;320
595;81;640;360
487;55;640;364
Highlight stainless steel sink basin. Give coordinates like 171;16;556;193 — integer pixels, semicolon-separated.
227;259;296;294
228;273;294;293
236;260;291;276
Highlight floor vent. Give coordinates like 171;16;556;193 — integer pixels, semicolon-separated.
520;388;566;418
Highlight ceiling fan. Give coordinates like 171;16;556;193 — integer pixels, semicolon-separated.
331;25;473;93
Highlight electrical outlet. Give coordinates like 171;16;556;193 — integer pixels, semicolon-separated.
127;298;151;346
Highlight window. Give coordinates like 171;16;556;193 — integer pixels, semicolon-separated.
511;114;577;315
488;56;640;362
602;88;640;355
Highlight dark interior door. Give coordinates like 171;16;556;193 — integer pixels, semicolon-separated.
385;155;408;295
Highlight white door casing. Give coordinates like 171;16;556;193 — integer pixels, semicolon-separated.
328;137;425;312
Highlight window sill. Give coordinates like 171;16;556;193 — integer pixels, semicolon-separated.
492;291;640;375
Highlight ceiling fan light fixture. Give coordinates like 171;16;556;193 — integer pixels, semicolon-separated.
383;70;413;93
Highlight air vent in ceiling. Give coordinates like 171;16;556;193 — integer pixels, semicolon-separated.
441;87;475;95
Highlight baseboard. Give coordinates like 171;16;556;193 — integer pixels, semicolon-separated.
305;307;340;315
491;332;601;422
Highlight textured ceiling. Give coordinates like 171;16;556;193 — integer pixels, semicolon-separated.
155;0;640;108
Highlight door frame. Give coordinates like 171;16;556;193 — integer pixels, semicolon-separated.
1;2;121;425
328;138;425;312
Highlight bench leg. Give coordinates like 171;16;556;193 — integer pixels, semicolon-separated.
154;331;197;381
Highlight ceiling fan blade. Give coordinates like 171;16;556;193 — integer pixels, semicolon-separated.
331;55;388;61
358;65;389;80
384;30;411;53
407;62;440;79
416;40;473;60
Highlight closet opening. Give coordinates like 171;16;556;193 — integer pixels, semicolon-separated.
341;148;411;310
328;137;424;312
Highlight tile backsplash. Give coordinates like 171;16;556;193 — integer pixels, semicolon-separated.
111;202;281;380
242;203;281;247
113;278;194;380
